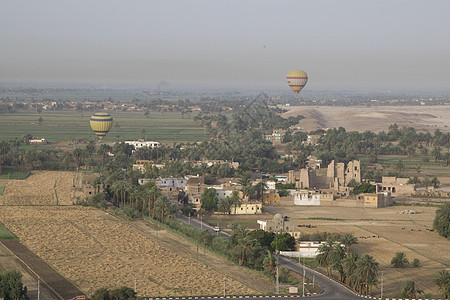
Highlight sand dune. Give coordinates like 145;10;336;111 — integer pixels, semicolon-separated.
282;105;450;133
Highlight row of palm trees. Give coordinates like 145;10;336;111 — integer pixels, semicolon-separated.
315;234;379;296
106;178;175;223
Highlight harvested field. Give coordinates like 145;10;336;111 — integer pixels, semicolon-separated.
0;171;84;205
265;199;450;297
0;206;268;297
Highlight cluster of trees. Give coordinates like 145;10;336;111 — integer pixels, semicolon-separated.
316;125;450;166
397;270;450;299
0;270;28;300
407;175;440;188
90;286;136;300
165;217;295;277
390;252;420;268
315;234;381;296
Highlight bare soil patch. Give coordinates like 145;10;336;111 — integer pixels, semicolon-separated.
282;105;450;133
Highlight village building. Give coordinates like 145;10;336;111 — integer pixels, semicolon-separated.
184;175;205;208
257;213;300;239
232;202;262;214
125;140;160;149
305;134;320;145
280;242;327;258
29;137;47;144
375;177;416;196
132;160;165;172
262;192;280;205
265;129;287;145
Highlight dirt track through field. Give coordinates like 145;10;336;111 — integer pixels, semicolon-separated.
1;240;83;299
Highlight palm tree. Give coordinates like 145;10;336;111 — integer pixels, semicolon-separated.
401;280;423;298
254;181;268;202
230;191;241;214
433;202;450;238
233;236;258;266
316;239;335;276
329;243;346;281
0;140;11;175
155;195;173;224
342;252;360;286
422;176;432;189
340;233;358;256
242;184;255;201
391;252;409;268
432;270;450;299
354;254;378;296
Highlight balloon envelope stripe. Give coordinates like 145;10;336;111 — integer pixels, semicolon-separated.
90;118;113;121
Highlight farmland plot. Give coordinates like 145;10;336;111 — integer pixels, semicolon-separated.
0;206;261;297
0;171;84;205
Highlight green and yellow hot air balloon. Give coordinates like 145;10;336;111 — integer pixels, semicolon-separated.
90;112;113;140
286;69;308;95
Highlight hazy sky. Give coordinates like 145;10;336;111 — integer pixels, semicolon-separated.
1;0;450;91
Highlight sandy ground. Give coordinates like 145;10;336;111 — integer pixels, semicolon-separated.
282;105;450;133
264;199;450;297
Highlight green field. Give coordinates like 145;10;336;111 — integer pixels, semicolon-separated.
0;111;207;143
0;222;17;240
360;154;450;178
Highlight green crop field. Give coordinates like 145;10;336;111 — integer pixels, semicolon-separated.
0;222;17;240
0;111;207;143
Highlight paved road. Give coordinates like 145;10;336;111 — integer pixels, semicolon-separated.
174;215;361;300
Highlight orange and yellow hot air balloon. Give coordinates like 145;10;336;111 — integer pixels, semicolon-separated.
286;70;308;95
90;112;113;140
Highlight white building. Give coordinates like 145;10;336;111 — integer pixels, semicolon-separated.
280;242;327;258
156;177;187;188
293;190;320;206
214;188;233;201
125;140;160;149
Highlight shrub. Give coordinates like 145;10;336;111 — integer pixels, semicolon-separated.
391;252;409;268
413;258;420;267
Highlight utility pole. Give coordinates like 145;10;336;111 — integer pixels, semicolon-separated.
302;266;306;297
275;250;279;294
223;275;226;297
381;272;384;299
37;276;40;300
275;265;279;294
134;273;137;293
